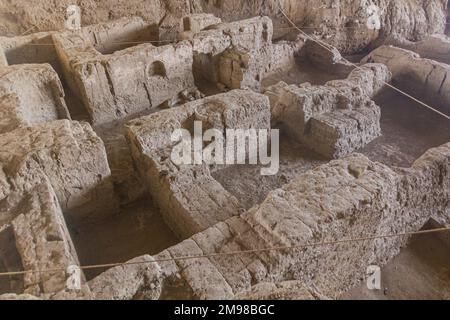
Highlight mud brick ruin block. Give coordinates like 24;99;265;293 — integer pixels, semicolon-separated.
0;31;61;72
0;64;70;134
52;17;195;125
90;143;450;300
125;89;271;239
363;45;450;113
188;16;276;91
269;63;391;158
0;180;83;297
0;120;116;225
179;13;222;35
218;46;266;91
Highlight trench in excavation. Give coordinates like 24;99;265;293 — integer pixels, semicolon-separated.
60;111;180;282
66;53;345;277
341;219;450;300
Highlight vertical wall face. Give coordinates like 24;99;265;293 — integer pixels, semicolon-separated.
52;18;197;125
1;0;447;54
189;16;275;89
125;90;271;239
268;64;391;159
180;13;222;34
89;143;450;300
0;180;89;297
200;0;447;53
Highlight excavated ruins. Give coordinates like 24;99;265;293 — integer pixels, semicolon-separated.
0;0;449;300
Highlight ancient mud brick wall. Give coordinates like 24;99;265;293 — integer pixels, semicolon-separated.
269;64;391;159
89;143;450;300
363;45;450;114
201;0;447;53
125;90;270;239
0;180;81;296
0;31;61;72
301;40;356;78
1;0;447;54
180;13;222;35
52;17;195;125
0;7;448;301
0;64;70;134
234;281;316;300
0;120;116;225
188;15;301;91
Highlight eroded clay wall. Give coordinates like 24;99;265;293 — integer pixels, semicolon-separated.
1;0;447;54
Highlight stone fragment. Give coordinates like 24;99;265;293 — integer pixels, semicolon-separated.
88;255;162;300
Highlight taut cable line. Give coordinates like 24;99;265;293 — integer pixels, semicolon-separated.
276;0;450;121
0;226;448;278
